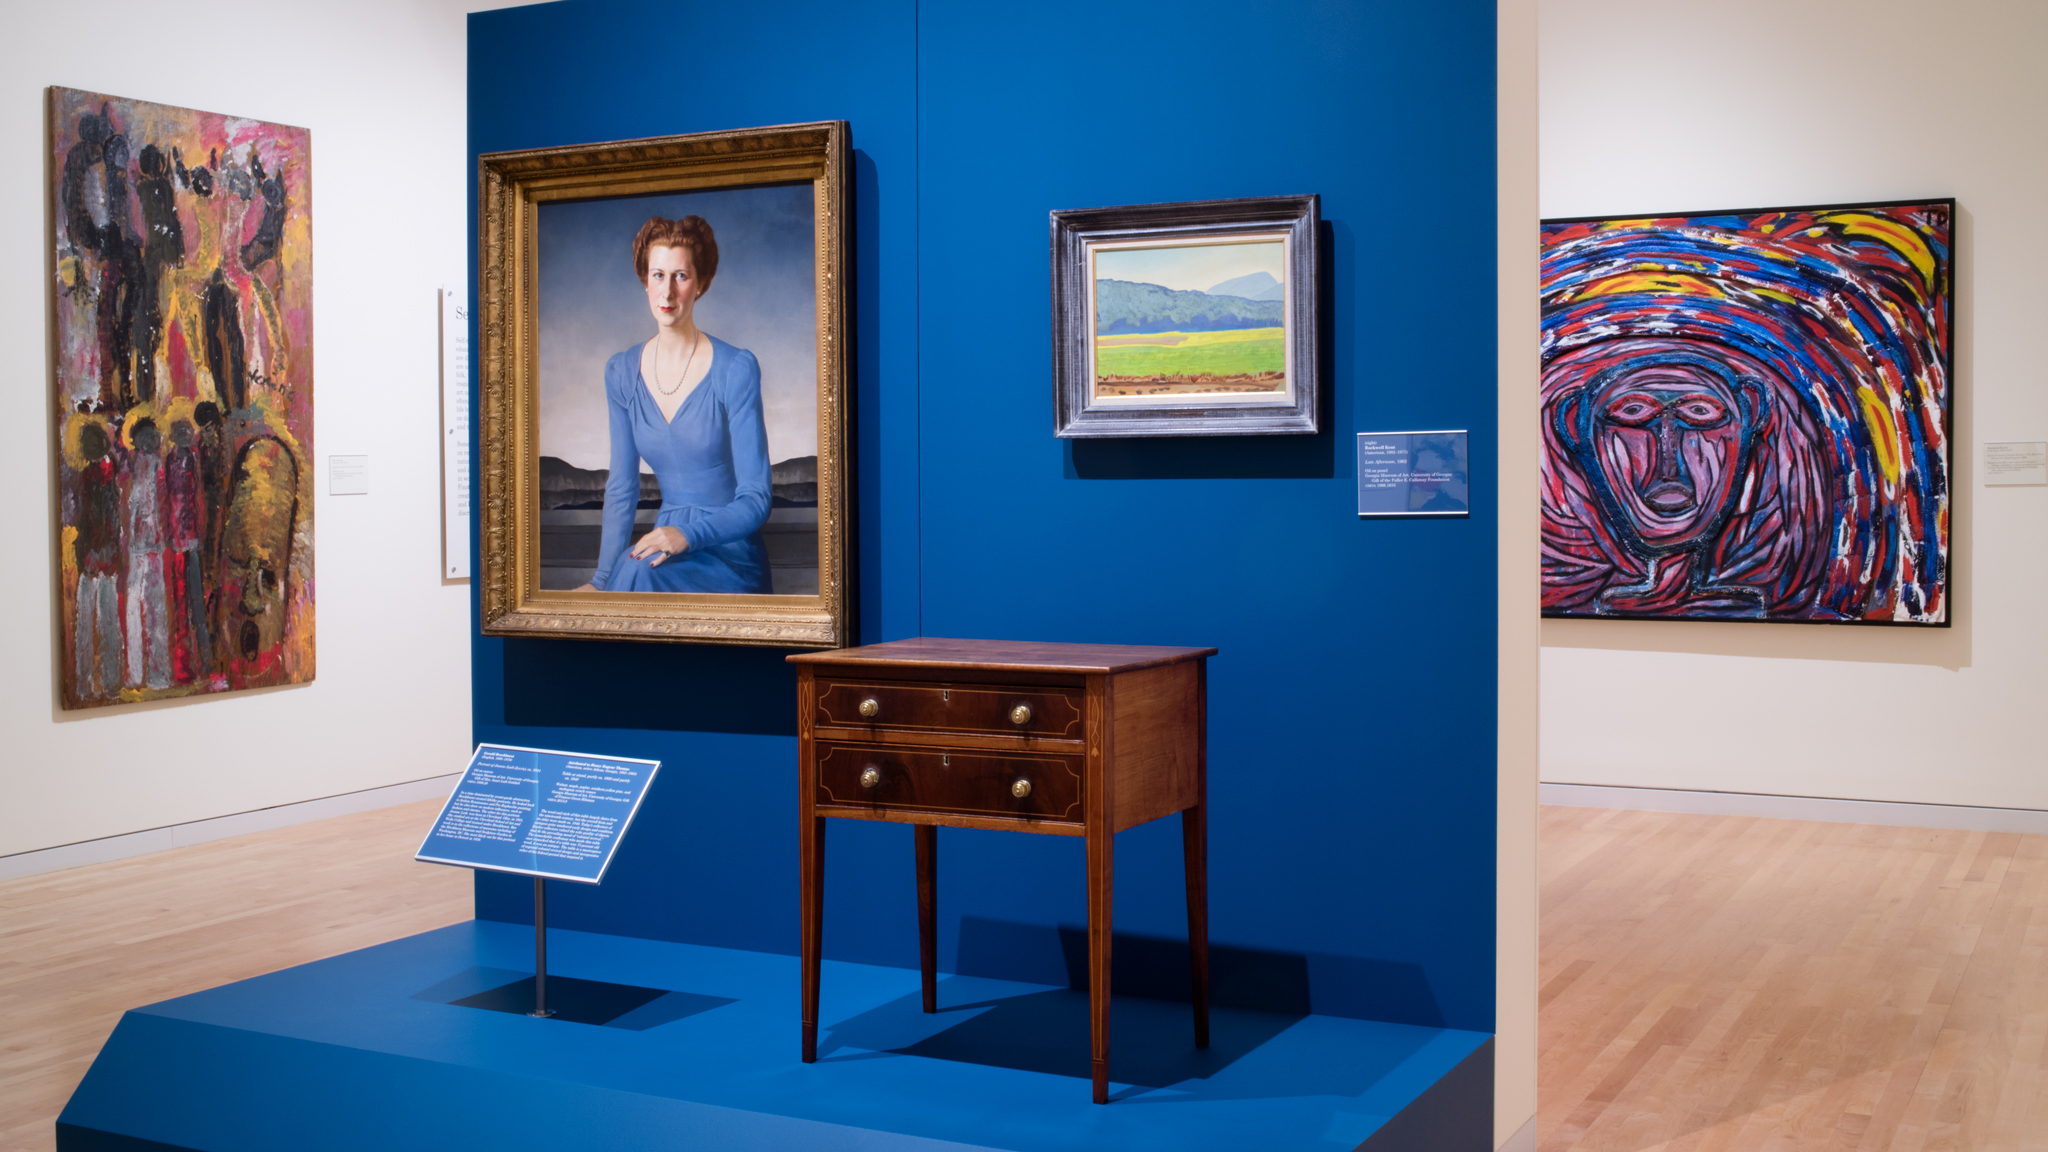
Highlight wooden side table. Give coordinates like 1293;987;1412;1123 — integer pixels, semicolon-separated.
788;637;1215;1103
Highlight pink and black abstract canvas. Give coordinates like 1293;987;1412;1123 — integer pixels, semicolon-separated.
1540;200;1952;625
51;88;314;708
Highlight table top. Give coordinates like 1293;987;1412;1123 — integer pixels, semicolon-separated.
786;636;1215;675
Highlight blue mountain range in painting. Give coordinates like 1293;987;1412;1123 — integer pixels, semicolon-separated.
1095;279;1285;334
1206;271;1284;301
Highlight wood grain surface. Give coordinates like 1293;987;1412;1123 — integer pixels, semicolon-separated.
0;799;471;1152
1542;804;2048;1152
787;636;1216;675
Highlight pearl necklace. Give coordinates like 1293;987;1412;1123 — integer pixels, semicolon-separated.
652;334;701;396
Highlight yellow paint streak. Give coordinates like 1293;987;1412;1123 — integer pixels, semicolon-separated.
1857;387;1902;485
1752;288;1798;305
1821;213;1936;286
1577;273;1725;299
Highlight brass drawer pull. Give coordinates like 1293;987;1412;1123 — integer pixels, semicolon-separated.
1009;703;1032;726
859;765;882;789
1011;778;1033;799
858;697;880;718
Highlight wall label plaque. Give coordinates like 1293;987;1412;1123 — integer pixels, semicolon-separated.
417;744;660;883
1356;431;1470;518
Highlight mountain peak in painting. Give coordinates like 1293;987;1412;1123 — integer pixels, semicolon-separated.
1206;271;1283;301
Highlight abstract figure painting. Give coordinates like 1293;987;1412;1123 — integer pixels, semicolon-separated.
1540;200;1952;625
50;88;314;708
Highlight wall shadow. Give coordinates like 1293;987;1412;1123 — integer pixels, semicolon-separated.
501;637;799;734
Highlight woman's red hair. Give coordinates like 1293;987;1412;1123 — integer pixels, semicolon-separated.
632;215;719;295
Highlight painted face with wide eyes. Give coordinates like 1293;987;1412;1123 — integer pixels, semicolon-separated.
1589;365;1748;546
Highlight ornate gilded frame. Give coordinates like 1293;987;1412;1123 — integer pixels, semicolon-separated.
477;122;850;646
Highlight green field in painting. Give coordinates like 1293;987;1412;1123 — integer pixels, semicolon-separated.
1095;328;1284;378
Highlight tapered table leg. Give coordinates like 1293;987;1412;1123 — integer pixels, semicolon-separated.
916;823;938;1014
801;814;825;1062
1183;802;1210;1048
1087;821;1114;1104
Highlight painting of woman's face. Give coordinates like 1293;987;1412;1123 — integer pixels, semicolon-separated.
644;244;699;330
534;184;821;595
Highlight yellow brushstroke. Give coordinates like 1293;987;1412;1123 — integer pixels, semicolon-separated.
1856;386;1901;485
1820;212;1936;286
60;525;79;583
118;403;158;450
61;413;113;470
1752;288;1798;305
1576;272;1725;299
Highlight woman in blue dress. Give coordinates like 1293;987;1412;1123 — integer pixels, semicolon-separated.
576;215;774;594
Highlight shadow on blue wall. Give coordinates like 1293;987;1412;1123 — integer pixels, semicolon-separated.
502;639;799;736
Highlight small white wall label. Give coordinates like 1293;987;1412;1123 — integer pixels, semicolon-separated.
329;455;369;495
1985;442;2048;486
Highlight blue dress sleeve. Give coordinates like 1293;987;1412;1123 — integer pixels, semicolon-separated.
592;354;642;589
675;348;772;551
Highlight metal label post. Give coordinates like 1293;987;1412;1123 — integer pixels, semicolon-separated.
529;876;554;1018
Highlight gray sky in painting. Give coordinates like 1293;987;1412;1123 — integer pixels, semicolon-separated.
537;184;817;470
1094;240;1283;292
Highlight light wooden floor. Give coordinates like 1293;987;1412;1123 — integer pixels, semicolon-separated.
0;800;471;1152
1542;804;2048;1152
8;802;2047;1152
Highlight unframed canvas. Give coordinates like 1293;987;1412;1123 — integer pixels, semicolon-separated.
50;87;315;709
1540;199;1952;625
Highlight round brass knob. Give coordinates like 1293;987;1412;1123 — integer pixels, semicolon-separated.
858;697;880;718
859;765;882;789
1011;778;1033;799
1009;703;1032;726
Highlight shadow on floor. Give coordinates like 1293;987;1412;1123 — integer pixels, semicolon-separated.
819;976;1439;1102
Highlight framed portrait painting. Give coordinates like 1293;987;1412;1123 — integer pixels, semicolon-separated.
477;122;850;647
1540;198;1953;625
1051;195;1319;438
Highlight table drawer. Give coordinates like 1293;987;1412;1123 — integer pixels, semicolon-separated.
815;742;1082;822
815;679;1083;739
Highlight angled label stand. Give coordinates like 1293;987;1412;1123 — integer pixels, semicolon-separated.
417;743;659;883
418;744;661;1016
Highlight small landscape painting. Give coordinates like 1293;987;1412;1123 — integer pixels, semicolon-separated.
1089;238;1289;403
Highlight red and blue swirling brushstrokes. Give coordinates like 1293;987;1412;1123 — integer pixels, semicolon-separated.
1539;202;1952;624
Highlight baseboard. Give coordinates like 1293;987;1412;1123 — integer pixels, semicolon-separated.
1541;782;2048;835
0;775;460;882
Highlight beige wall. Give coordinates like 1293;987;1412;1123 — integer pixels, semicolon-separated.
0;0;504;858
1497;0;1542;1144
1538;0;2048;809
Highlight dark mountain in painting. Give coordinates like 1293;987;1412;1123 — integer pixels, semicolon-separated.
1207;271;1284;301
539;455;818;509
1095;279;1284;334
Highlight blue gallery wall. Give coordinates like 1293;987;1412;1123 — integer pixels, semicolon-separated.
470;0;1500;1034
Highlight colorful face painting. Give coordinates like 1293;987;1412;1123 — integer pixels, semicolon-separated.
51;88;314;708
1539;200;1952;625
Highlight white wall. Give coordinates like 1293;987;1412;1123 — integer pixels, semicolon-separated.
1538;0;2048;808
0;0;510;858
1496;0;1540;1145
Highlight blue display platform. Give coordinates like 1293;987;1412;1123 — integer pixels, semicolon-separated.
59;921;1492;1151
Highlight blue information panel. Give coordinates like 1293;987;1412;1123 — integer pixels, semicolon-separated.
1357;430;1470;518
416;744;660;884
